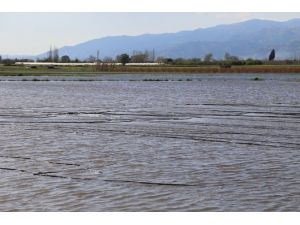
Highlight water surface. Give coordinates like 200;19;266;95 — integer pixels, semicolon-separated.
0;73;299;211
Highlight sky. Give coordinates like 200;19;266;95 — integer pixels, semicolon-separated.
1;12;300;55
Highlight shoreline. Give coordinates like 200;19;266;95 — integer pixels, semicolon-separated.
2;65;300;76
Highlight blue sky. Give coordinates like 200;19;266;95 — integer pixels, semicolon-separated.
1;12;300;55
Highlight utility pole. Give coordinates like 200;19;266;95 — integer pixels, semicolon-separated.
48;45;53;62
97;50;100;62
96;50;100;71
152;48;155;62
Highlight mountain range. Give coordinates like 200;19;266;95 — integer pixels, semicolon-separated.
21;18;300;60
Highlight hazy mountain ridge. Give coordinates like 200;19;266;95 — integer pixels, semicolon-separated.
32;18;300;60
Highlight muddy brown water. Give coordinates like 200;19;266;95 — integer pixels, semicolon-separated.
0;73;299;211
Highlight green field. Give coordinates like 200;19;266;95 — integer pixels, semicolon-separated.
2;64;300;76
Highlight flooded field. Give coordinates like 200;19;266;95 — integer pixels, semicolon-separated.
0;73;299;211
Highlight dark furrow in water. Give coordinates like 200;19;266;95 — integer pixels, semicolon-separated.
0;166;197;186
59;110;300;116
0;167;28;173
0;167;18;171
199;103;300;108
0;154;108;180
144;129;300;139
103;179;200;187
141;134;300;149
1;103;299;110
205;109;300;116
31;172;94;181
59;127;299;149
116;130;300;149
31;171;94;181
0;166;94;181
0;155;81;167
25;123;300;137
0;155;31;160
200;116;300;124
142;131;300;145
33;171;60;174
58;111;107;115
101;126;300;143
86;128;300;140
69;110;300;117
48;161;81;167
0;121;109;124
2;118;299;132
2;111;300;122
33;173;69;179
172;121;300;131
18;111;300;120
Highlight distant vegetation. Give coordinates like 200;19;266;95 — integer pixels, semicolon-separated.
2;49;300;74
2;49;300;66
116;53;130;66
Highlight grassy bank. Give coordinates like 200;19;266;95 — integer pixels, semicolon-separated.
1;64;300;76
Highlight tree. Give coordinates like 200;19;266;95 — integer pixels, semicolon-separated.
0;55;2;63
53;48;59;62
130;50;150;63
87;55;96;62
269;49;275;61
48;46;53;62
103;57;113;63
156;57;166;64
2;58;15;66
96;50;100;62
61;55;71;63
224;52;239;61
116;54;130;66
165;58;174;64
151;49;155;62
204;53;214;62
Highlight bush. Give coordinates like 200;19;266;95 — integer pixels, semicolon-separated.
2;59;15;66
219;61;232;68
253;77;263;81
246;59;263;65
231;60;246;65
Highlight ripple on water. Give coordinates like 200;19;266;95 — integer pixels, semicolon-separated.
0;74;299;211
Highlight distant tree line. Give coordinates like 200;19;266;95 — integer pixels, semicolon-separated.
153;52;265;66
35;49;157;64
0;55;34;66
114;51;265;66
2;48;300;66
